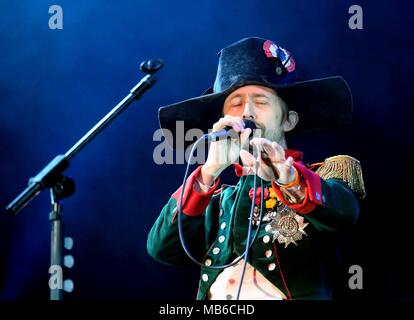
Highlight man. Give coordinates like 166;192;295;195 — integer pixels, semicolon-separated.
147;37;366;300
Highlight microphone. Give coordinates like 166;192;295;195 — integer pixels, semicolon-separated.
140;59;164;74
206;119;257;141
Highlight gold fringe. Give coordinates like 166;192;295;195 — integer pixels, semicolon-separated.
315;155;366;199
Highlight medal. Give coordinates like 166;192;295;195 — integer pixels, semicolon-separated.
250;206;277;226
251;206;261;227
247;186;309;248
248;186;277;226
268;205;308;248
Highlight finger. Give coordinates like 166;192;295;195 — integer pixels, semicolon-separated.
220;118;243;132
249;138;277;162
228;116;245;132
271;142;286;161
258;153;280;180
212;118;244;133
239;149;256;167
277;156;294;183
223;115;245;130
262;140;276;159
239;128;252;145
250;137;270;152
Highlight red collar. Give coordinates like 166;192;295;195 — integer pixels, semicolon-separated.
285;149;304;161
233;149;303;177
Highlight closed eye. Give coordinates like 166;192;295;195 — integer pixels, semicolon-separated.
255;100;268;105
230;98;243;107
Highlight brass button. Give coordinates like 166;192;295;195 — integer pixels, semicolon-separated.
212;247;220;255
265;250;273;258
268;263;276;271
204;258;212;266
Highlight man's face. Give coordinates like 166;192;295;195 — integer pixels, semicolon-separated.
222;85;287;142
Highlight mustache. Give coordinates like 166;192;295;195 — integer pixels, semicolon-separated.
244;119;264;131
250;120;266;134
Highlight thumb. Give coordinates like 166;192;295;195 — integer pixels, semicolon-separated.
285;156;294;168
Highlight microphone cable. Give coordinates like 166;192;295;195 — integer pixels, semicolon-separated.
177;134;268;300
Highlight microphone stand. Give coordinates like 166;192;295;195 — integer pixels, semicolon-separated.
5;59;163;300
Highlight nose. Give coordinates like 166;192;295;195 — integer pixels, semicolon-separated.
241;102;256;120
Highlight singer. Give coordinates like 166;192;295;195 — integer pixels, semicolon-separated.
147;37;366;300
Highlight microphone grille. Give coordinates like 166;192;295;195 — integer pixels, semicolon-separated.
243;119;257;130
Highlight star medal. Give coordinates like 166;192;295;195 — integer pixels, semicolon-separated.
268;205;308;248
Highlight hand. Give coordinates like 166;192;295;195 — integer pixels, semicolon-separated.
200;115;252;185
239;138;296;183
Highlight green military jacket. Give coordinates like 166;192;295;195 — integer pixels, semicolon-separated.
147;153;363;300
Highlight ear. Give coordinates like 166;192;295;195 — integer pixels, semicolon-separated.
282;111;299;132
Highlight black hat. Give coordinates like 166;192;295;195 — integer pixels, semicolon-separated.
159;37;352;148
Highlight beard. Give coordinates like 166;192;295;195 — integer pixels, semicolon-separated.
252;124;284;143
264;128;283;141
245;119;287;148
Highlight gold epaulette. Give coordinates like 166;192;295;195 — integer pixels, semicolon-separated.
313;155;366;199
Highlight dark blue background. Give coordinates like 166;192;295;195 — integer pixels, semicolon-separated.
0;0;413;299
